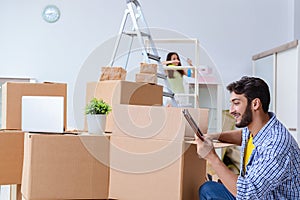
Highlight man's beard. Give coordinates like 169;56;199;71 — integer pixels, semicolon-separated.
235;103;252;128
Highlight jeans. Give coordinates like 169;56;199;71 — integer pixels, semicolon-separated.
199;181;236;200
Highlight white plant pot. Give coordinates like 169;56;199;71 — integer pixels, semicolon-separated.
86;114;106;135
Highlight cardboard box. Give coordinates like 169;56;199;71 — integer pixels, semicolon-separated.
100;67;127;81
86;81;163;132
140;63;157;74
21;133;110;200
107;105;208;199
109;136;206;200
1;82;67;130
111;105;209;141
0;131;24;185
135;73;157;84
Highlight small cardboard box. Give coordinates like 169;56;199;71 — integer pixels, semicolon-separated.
0;131;24;185
111;104;209;141
86;80;163;132
21;133;110;200
135;73;157;84
140;63;157;74
109;136;206;200
1;82;67;130
100;67;127;81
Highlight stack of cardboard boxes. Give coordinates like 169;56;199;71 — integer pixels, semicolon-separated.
0;82;68;199
86;79;209;200
1;79;209;200
135;63;158;84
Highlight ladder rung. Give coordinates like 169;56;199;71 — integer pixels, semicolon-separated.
123;31;150;37
175;93;197;97
140;31;150;37
147;53;161;61
157;73;167;79
163;91;175;98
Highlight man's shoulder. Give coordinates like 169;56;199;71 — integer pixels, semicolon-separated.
260;121;299;154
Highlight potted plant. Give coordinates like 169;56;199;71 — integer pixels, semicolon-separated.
85;98;112;134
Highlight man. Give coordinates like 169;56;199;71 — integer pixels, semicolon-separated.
196;76;300;199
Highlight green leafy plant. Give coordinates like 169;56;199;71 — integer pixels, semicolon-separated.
85;98;112;115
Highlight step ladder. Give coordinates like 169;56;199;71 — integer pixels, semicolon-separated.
109;0;178;106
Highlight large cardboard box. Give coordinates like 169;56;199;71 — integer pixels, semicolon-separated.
1;82;67;130
111;104;209;141
86;80;163;132
0;131;24;185
21;133;110;200
108;105;208;200
109;136;206;200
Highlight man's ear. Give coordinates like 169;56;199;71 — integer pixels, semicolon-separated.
252;98;260;110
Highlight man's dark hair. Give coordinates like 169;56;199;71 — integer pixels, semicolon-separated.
226;76;270;113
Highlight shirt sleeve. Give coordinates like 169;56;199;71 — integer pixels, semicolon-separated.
236;135;291;199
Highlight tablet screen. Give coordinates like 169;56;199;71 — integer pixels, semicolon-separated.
182;109;204;141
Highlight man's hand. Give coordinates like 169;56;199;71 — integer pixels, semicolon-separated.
195;134;238;196
195;134;216;160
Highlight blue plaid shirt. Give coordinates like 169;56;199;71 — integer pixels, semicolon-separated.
236;112;300;199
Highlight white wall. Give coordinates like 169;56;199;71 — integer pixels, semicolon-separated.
295;0;300;39
0;0;295;130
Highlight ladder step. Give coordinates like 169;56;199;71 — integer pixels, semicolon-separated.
163;91;175;98
123;31;150;37
157;73;167;79
147;53;161;61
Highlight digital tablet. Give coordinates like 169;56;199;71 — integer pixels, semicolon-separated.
182;109;204;141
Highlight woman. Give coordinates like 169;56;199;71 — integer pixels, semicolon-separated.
163;52;192;93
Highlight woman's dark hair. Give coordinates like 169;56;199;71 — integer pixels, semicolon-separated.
166;52;184;77
226;76;270;113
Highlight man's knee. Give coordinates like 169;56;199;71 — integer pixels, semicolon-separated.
198;181;235;200
199;181;216;199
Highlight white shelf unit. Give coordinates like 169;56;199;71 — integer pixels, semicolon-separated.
253;40;300;143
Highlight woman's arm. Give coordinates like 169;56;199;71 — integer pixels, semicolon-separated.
162;60;180;66
185;58;194;77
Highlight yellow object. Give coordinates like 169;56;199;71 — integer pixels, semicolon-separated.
244;134;255;172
